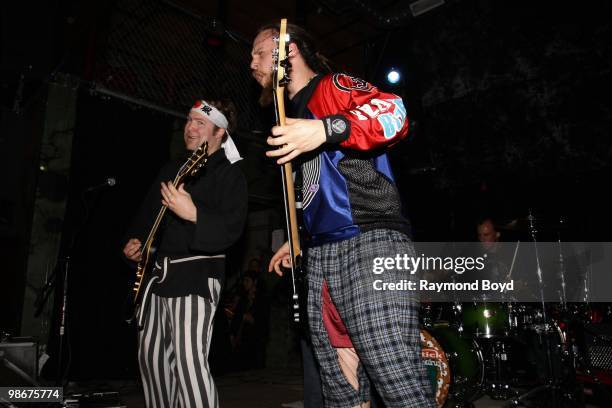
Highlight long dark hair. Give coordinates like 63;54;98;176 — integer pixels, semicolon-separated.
207;98;237;138
257;23;333;74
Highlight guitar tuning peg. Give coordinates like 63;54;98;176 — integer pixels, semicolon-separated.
280;57;291;68
279;76;291;87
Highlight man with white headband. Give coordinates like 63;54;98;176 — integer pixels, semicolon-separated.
123;98;247;408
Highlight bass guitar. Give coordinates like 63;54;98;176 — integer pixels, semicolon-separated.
272;19;305;323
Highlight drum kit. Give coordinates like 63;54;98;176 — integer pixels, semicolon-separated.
419;213;612;407
420;301;582;407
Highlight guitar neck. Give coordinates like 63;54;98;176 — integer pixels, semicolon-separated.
142;205;167;255
272;18;305;324
142;172;183;254
275;86;302;262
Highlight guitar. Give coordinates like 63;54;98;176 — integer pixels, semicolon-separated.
272;19;305;323
125;143;209;326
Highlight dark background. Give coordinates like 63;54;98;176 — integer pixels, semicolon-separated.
1;0;611;379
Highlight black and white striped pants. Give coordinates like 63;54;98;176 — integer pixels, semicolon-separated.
138;284;221;408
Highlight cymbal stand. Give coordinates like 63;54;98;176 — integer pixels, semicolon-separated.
487;339;516;401
505;211;575;407
557;217;567;309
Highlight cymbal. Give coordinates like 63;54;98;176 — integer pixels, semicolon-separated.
498;216;568;231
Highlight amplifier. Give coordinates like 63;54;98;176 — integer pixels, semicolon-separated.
0;338;38;385
588;344;612;371
584;323;612;371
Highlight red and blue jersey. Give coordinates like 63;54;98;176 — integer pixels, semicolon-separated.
295;73;410;246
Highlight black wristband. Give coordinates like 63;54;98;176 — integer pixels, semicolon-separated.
322;115;351;144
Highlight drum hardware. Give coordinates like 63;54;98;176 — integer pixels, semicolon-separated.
453;302;464;334
421;303;434;328
486;340;518;400
504;212;576;407
421;303;458;329
557;217;568;308
507;303;542;331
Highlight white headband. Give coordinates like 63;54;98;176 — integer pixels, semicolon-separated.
190;100;242;164
191;100;228;129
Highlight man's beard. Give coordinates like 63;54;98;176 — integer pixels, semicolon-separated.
255;71;274;107
258;85;274;107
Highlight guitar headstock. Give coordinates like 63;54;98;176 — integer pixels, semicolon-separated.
178;142;209;181
272;19;291;91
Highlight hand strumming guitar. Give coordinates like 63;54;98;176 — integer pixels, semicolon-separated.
160;182;197;223
123;238;143;262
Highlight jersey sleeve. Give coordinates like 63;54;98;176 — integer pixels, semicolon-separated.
310;73;410;151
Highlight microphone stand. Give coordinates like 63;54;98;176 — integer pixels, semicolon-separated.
34;189;100;386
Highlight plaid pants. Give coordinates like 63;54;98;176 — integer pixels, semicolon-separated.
306;229;435;408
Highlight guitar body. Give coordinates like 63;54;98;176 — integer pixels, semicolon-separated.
123;248;152;324
124;144;208;327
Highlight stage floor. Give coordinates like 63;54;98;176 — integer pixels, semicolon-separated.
64;368;603;407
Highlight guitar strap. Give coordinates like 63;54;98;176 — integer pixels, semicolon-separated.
289;74;322;122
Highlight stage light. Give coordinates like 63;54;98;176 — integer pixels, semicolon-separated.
386;69;401;85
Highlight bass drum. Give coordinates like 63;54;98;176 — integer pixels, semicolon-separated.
421;325;484;407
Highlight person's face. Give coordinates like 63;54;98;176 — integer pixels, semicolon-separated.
250;29;276;89
184;111;221;152
478;221;500;248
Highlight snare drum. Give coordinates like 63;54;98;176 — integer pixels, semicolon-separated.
421;325;484;407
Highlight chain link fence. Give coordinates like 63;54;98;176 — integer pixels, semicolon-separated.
94;0;263;131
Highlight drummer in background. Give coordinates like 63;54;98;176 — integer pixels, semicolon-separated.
477;217;534;298
477;218;501;252
476;217;508;281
